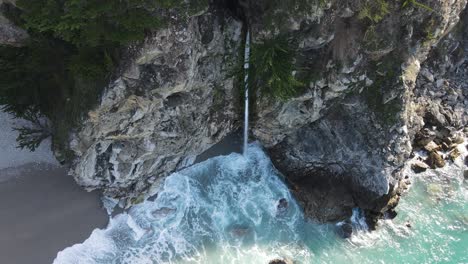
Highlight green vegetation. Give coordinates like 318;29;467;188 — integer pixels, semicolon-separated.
250;37;304;100
12;107;52;151
15;0;182;47
358;0;390;23
402;0;433;12
0;0;196;154
261;0;328;32
363;54;403;125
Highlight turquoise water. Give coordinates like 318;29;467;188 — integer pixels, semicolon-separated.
54;143;467;264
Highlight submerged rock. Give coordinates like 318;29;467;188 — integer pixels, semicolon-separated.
151;207;176;218
276;198;289;215
427;184;443;197
229;225;250;238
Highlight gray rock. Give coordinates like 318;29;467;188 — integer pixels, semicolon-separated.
424;141;440;152
269;258;294;264
426;151;446;169
411;160;429;173
0;1;28;46
69;10;242;202
63;0;468;224
436;79;445;88
420;68;434;82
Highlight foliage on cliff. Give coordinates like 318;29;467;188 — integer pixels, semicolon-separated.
16;0;182;47
250;37;304;100
0;0;192;154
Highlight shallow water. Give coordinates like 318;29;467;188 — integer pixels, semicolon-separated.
55;143;467;264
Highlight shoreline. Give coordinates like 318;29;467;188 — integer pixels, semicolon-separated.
0;164;108;264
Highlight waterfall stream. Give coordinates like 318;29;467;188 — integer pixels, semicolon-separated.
243;31;250;156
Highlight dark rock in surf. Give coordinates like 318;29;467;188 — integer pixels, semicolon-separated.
276;198;289;215
335;220;353;239
411;161;429;173
426;151;446;168
268;258;294;264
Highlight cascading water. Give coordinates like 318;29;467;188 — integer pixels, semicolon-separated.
243;31;250;156
54;142;468;263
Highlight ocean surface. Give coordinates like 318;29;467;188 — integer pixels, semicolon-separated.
54;143;467;264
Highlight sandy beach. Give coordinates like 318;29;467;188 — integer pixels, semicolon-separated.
0;164;108;264
0;110;241;264
0;111;108;264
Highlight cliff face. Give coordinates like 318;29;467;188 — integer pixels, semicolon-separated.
69;9;242;201
247;0;467;222
0;0;28;46
63;0;466;221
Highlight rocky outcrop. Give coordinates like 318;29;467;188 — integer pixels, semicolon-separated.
65;0;466;223
0;0;28;46
68;8;242;202
247;0;467;222
408;6;468;175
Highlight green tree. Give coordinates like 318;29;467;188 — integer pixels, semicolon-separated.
251;37;304;100
16;0;183;47
0;0;190;152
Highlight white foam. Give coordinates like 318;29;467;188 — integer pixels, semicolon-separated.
0;111;58;171
54;143;307;263
54;141;468;264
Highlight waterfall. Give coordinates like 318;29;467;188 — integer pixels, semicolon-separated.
243;31;250;155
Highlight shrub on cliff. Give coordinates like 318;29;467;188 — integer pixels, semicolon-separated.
251;37;304;100
15;0;183;47
0;0;190;154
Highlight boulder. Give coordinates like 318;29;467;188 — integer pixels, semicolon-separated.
449;148;461;161
424;141;440;152
335;221;353;239
269;258;294;264
411;160;429;173
426;151;446;168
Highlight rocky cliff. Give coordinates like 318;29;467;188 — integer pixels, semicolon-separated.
68;8;242;201
248;0;467;224
0;0;27;46
47;0;466;222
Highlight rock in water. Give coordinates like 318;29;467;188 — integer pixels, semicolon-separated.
276;198;289;215
426;151;446;168
335;221;353;239
151;207;176;218
424;141;440;152
269;258;294;264
449;149;461;161
411;160;430;173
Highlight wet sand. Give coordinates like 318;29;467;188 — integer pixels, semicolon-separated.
0;129;241;264
0;164;108;264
